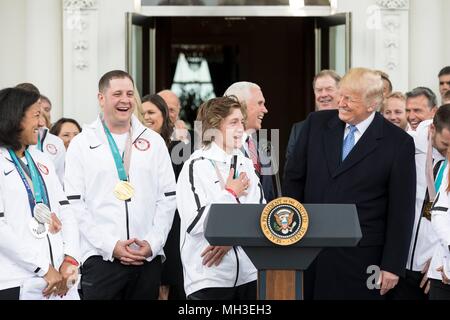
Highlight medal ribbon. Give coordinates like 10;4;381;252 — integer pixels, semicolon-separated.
8;149;49;217
101;119;132;181
426;130;449;201
434;159;448;192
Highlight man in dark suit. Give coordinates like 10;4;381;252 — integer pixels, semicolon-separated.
283;68;416;299
286;70;341;163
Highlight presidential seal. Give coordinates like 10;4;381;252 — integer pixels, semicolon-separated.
260;197;309;246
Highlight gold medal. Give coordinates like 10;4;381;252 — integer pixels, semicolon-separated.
114;181;134;201
422;201;433;221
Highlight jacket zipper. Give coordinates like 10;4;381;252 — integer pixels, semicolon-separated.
125;200;130;240
47;235;55;267
233;247;239;287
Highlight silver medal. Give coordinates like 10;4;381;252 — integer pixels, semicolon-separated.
28;218;48;239
33;203;52;224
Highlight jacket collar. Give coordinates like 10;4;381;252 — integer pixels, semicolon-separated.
87;114;147;146
201;142;243;163
323;112;384;178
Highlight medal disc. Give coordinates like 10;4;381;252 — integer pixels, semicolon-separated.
33;203;52;224
114;181;134;201
29;218;48;239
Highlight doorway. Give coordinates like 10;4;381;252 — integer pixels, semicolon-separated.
127;8;350;177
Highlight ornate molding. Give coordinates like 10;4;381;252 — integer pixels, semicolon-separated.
74;40;89;51
376;0;408;10
64;0;97;11
64;1;97;72
382;15;401;71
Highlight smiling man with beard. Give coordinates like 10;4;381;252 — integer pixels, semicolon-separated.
64;70;176;300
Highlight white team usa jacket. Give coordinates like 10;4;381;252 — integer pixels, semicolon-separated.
428;165;450;281
64;115;176;263
176;142;265;296
407;120;443;272
0;147;80;291
29;128;66;185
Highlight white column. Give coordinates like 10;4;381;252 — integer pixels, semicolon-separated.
409;0;446;95
373;0;409;93
25;0;63;122
336;0;378;70
62;0;134;126
97;0;135;75
63;0;99;126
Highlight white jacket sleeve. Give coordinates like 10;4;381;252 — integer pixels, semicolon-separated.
54;139;66;186
431;190;450;248
64;137;119;261
143;140;176;257
49;164;80;263
0;179;49;277
176;158;237;237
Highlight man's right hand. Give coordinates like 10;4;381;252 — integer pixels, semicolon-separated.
42;265;63;298
113;239;146;266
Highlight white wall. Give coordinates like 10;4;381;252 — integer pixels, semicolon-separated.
62;0;135;126
409;0;446;97
26;0;63;121
336;0;377;69
0;0;62;122
2;0;450;123
0;0;27;88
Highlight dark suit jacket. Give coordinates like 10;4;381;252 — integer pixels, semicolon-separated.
283;110;416;297
241;135;276;202
286;120;305;164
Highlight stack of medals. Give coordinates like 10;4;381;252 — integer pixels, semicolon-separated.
8;149;52;238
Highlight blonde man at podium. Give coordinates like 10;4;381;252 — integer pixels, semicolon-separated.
176;96;265;300
283;68;416;300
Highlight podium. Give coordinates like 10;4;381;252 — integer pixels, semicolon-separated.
204;203;361;300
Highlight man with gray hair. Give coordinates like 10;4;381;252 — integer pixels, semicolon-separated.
224;81;275;201
406;87;438;131
286;70;341;162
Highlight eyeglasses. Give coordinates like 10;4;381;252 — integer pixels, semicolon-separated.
339;95;362;104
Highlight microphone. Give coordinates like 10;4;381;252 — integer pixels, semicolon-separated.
230;155;238;179
258;139;282;198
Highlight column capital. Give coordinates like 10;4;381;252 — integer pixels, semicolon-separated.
376;0;409;10
63;0;97;11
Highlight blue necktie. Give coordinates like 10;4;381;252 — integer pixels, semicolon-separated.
342;125;357;161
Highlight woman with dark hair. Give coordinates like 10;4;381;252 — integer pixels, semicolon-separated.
176;96;265;300
0;88;80;300
50;118;82;150
140;93;189;300
141;94;173;147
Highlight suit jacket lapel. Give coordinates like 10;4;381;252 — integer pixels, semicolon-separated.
323;116;345;177
333;112;384;178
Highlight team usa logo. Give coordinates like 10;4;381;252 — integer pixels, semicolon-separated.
260;197;309;246
37;163;49;175
46;143;57;155
134;138;150;151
